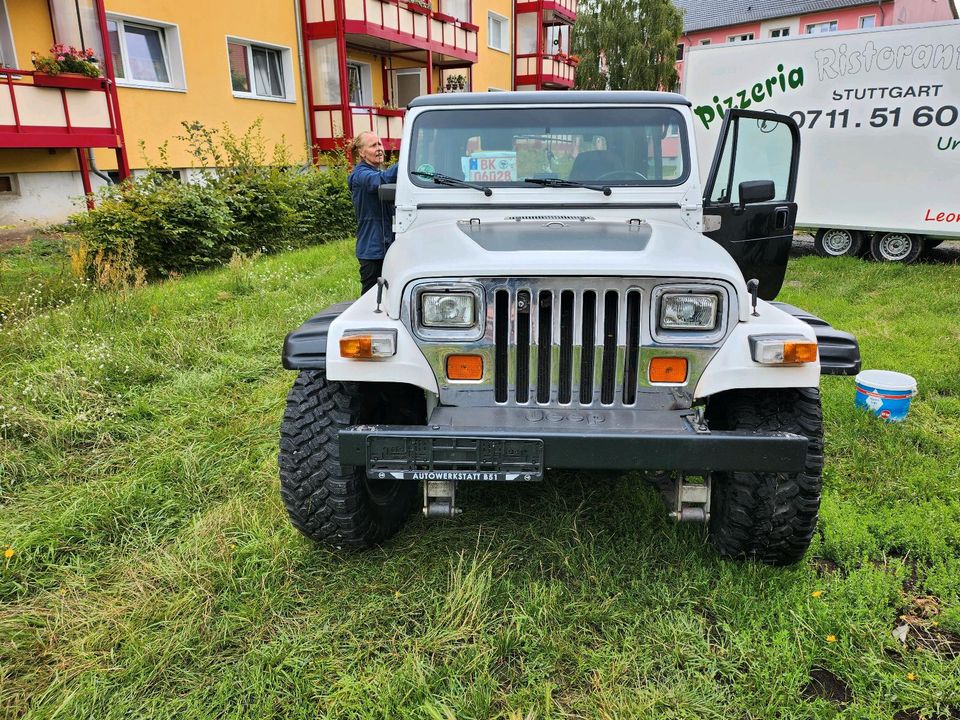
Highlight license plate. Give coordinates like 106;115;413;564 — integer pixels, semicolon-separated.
366;436;543;481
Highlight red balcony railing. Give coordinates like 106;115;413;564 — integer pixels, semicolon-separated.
304;0;477;62
515;53;577;88
0;69;121;149
516;0;578;24
312;104;405;151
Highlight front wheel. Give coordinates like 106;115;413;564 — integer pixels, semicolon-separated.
706;388;824;566
278;371;417;550
814;228;863;258
870;231;923;263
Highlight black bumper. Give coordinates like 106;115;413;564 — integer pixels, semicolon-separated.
339;406;808;478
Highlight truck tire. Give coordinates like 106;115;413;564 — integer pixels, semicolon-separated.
278;370;417;550
814;228;863;257
870;232;923;264
707;388;823;566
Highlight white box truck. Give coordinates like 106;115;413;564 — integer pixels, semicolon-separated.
683;20;960;262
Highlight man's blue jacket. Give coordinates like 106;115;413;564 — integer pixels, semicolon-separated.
348;161;399;260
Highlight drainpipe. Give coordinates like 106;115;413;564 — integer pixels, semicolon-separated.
87;148;113;186
294;0;313;164
877;0;887;26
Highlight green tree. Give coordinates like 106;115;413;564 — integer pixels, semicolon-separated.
572;0;683;91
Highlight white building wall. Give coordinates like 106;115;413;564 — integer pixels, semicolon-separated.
0;171;109;227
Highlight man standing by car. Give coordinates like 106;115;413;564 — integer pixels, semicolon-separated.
348;131;398;293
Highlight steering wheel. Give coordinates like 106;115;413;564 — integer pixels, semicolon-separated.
595;170;648;181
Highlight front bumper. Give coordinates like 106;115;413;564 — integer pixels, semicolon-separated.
339;406;808;480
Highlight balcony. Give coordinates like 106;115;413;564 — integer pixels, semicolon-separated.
0;70;121;149
304;0;478;65
515;53;577;89
515;0;578;25
313;105;405;152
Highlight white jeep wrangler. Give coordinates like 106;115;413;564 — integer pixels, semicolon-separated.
280;91;860;565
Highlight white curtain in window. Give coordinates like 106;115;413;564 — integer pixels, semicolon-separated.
443;0;469;21
50;0;104;59
517;14;536;54
310;39;341;104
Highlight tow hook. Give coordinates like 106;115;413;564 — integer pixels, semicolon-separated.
665;473;711;523
423;480;461;518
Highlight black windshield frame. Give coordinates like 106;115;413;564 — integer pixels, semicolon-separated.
407;106;691;190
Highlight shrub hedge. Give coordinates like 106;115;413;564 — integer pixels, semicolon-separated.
68;121;356;278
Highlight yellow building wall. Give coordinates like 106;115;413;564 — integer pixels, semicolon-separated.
0;2;78;173
471;0;513;91
93;0;309;170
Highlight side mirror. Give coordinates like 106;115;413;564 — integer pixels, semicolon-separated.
379;183;396;204
738;180;776;208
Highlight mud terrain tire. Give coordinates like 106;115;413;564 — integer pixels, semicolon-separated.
707;388;823;566
279;370;416;550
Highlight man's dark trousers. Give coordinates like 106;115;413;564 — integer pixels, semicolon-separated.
359;259;383;294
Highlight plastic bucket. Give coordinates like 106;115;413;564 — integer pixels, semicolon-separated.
854;370;918;422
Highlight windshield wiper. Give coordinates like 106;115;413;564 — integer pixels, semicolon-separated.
412;171;492;196
522;177;612;196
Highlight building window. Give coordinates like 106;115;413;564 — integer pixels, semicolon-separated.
699;39;711;45
860;15;876;28
107;15;185;89
728;33;754;42
346;61;372;106
769;27;790;37
0;2;17;69
0;174;18;195
488;12;509;53
227;38;292;101
676;43;684;61
806;21;839;34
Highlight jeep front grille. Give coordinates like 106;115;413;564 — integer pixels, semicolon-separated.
491;280;644;407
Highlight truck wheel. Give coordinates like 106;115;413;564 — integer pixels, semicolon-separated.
870;232;923;263
814;228;862;257
278;370;417;550
706;388;823;566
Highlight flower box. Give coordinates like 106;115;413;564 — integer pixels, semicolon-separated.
407;3;431;15
459;21;479;31
433;11;455;22
33;72;103;91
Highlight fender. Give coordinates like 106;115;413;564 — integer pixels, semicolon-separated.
695;301;820;399
282;301;354;370
770;301;861;376
325;292;439;393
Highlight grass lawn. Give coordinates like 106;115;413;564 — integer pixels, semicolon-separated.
1;238;959;719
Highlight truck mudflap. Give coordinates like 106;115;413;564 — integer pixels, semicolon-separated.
339;406;809;480
771;301;861;376
282;301;353;370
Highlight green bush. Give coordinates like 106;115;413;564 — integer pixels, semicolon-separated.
68;121;356;279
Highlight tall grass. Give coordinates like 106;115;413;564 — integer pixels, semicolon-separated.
1;241;958;719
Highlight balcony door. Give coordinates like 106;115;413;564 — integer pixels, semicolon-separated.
49;0;104;60
394;68;425;107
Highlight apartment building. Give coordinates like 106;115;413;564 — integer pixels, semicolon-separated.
0;0;577;226
673;0;958;87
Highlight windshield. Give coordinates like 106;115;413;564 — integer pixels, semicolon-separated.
408;106;689;188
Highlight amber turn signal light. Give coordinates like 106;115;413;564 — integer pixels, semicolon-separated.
340;335;373;358
649;356;688;384
783;342;818;364
447;354;483;380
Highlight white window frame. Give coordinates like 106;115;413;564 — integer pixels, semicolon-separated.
769;27;790;37
728;33;754;42
859;14;877;28
699;39;711;45
0;0;17;70
226;37;295;103
487;11;509;53
393;67;426;106
346;60;372;106
805;20;839;34
107;13;186;91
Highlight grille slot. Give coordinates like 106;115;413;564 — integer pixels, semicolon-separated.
504;215;594;222
490;281;649;408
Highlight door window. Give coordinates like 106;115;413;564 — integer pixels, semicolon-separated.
707;111;798;204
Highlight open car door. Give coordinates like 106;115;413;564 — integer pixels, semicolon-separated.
702;109;800;300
